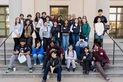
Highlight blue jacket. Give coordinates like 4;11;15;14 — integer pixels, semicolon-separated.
32;46;44;55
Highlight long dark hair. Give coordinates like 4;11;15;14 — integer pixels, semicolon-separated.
25;19;31;31
83;46;91;54
15;17;21;26
35;12;41;22
63;19;69;27
35;41;42;49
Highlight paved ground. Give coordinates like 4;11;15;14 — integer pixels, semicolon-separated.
0;77;122;82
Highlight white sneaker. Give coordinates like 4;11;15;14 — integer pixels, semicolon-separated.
106;77;111;82
34;64;36;65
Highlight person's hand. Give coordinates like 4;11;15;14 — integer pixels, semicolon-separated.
16;51;19;54
50;66;55;74
17;34;20;38
70;57;74;60
60;54;63;60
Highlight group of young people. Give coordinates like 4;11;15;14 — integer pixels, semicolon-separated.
5;9;111;82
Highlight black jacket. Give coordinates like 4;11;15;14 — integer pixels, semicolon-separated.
72;24;80;34
61;26;70;33
48;56;61;68
82;52;93;62
51;26;61;37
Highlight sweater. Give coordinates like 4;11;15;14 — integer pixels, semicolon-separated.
95;23;104;36
12;24;23;36
24;25;32;38
76;41;88;48
65;50;77;60
32;46;44;55
81;23;90;36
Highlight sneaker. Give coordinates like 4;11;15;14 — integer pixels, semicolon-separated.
66;68;70;72
106;77;111;82
83;70;86;74
86;71;89;75
6;68;12;73
73;68;76;72
29;68;33;73
34;64;36;65
42;79;46;82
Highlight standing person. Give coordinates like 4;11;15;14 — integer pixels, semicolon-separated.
92;44;111;82
93;9;108;46
61;20;70;51
24;19;33;50
34;12;43;44
81;17;91;42
50;15;56;24
70;18;81;48
19;14;25;38
39;21;51;52
41;12;47;22
6;39;32;73
78;17;82;27
46;16;53;29
42;40;64;70
51;21;61;46
71;14;76;24
65;44;77;72
81;47;93;75
94;17;104;47
42;50;62;82
32;41;44;65
12;17;23;50
75;36;88;60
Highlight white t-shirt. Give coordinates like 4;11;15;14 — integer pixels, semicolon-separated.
95;23;104;36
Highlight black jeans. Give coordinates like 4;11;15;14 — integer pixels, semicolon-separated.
13;38;20;50
43;37;51;52
43;56;51;69
26;37;32;50
43;66;62;81
82;61;90;71
35;28;41;45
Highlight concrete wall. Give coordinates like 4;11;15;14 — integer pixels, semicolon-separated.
0;0;8;5
110;0;123;6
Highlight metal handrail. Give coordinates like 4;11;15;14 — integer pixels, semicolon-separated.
0;31;13;65
105;32;123;65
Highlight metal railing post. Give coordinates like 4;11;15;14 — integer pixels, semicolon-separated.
4;42;6;65
113;41;115;65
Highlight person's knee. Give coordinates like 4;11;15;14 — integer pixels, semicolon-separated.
33;54;37;58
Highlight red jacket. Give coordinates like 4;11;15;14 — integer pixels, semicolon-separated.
92;48;110;64
46;45;64;56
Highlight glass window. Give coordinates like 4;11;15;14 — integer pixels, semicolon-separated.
0;30;5;35
110;14;116;21
117;14;123;21
110;8;116;13
0;23;5;28
0;15;5;21
50;6;68;20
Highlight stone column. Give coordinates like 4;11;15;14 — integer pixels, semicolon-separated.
9;0;22;32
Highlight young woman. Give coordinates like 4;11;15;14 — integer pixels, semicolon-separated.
24;19;33;49
81;47;92;75
70;18;81;48
94;17;104;47
34;12;43;44
51;21;61;46
92;44;111;82
46;16;53;28
81;16;91;42
65;44;77;72
42;50;62;82
61;20;70;51
50;15;56;23
78;17;82;27
39;21;52;52
32;41;44;65
12;17;23;50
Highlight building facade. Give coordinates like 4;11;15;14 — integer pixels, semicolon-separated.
0;0;122;38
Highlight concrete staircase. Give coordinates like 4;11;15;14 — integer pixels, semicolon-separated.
0;36;123;78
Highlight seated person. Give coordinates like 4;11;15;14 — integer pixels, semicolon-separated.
92;44;111;82
42;40;64;70
6;38;32;73
75;36;88;60
32;41;44;65
65;44;77;72
42;50;62;82
81;47;92;75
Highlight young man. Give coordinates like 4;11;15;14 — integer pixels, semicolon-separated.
92;44;111;82
41;12;47;22
75;36;88;60
42;50;62;82
42;40;64;70
6;38;32;73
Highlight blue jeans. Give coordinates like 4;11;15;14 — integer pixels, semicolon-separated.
33;54;44;64
75;46;84;59
43;66;62;81
85;35;89;42
72;34;79;48
62;35;69;51
52;36;60;46
94;33;104;39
